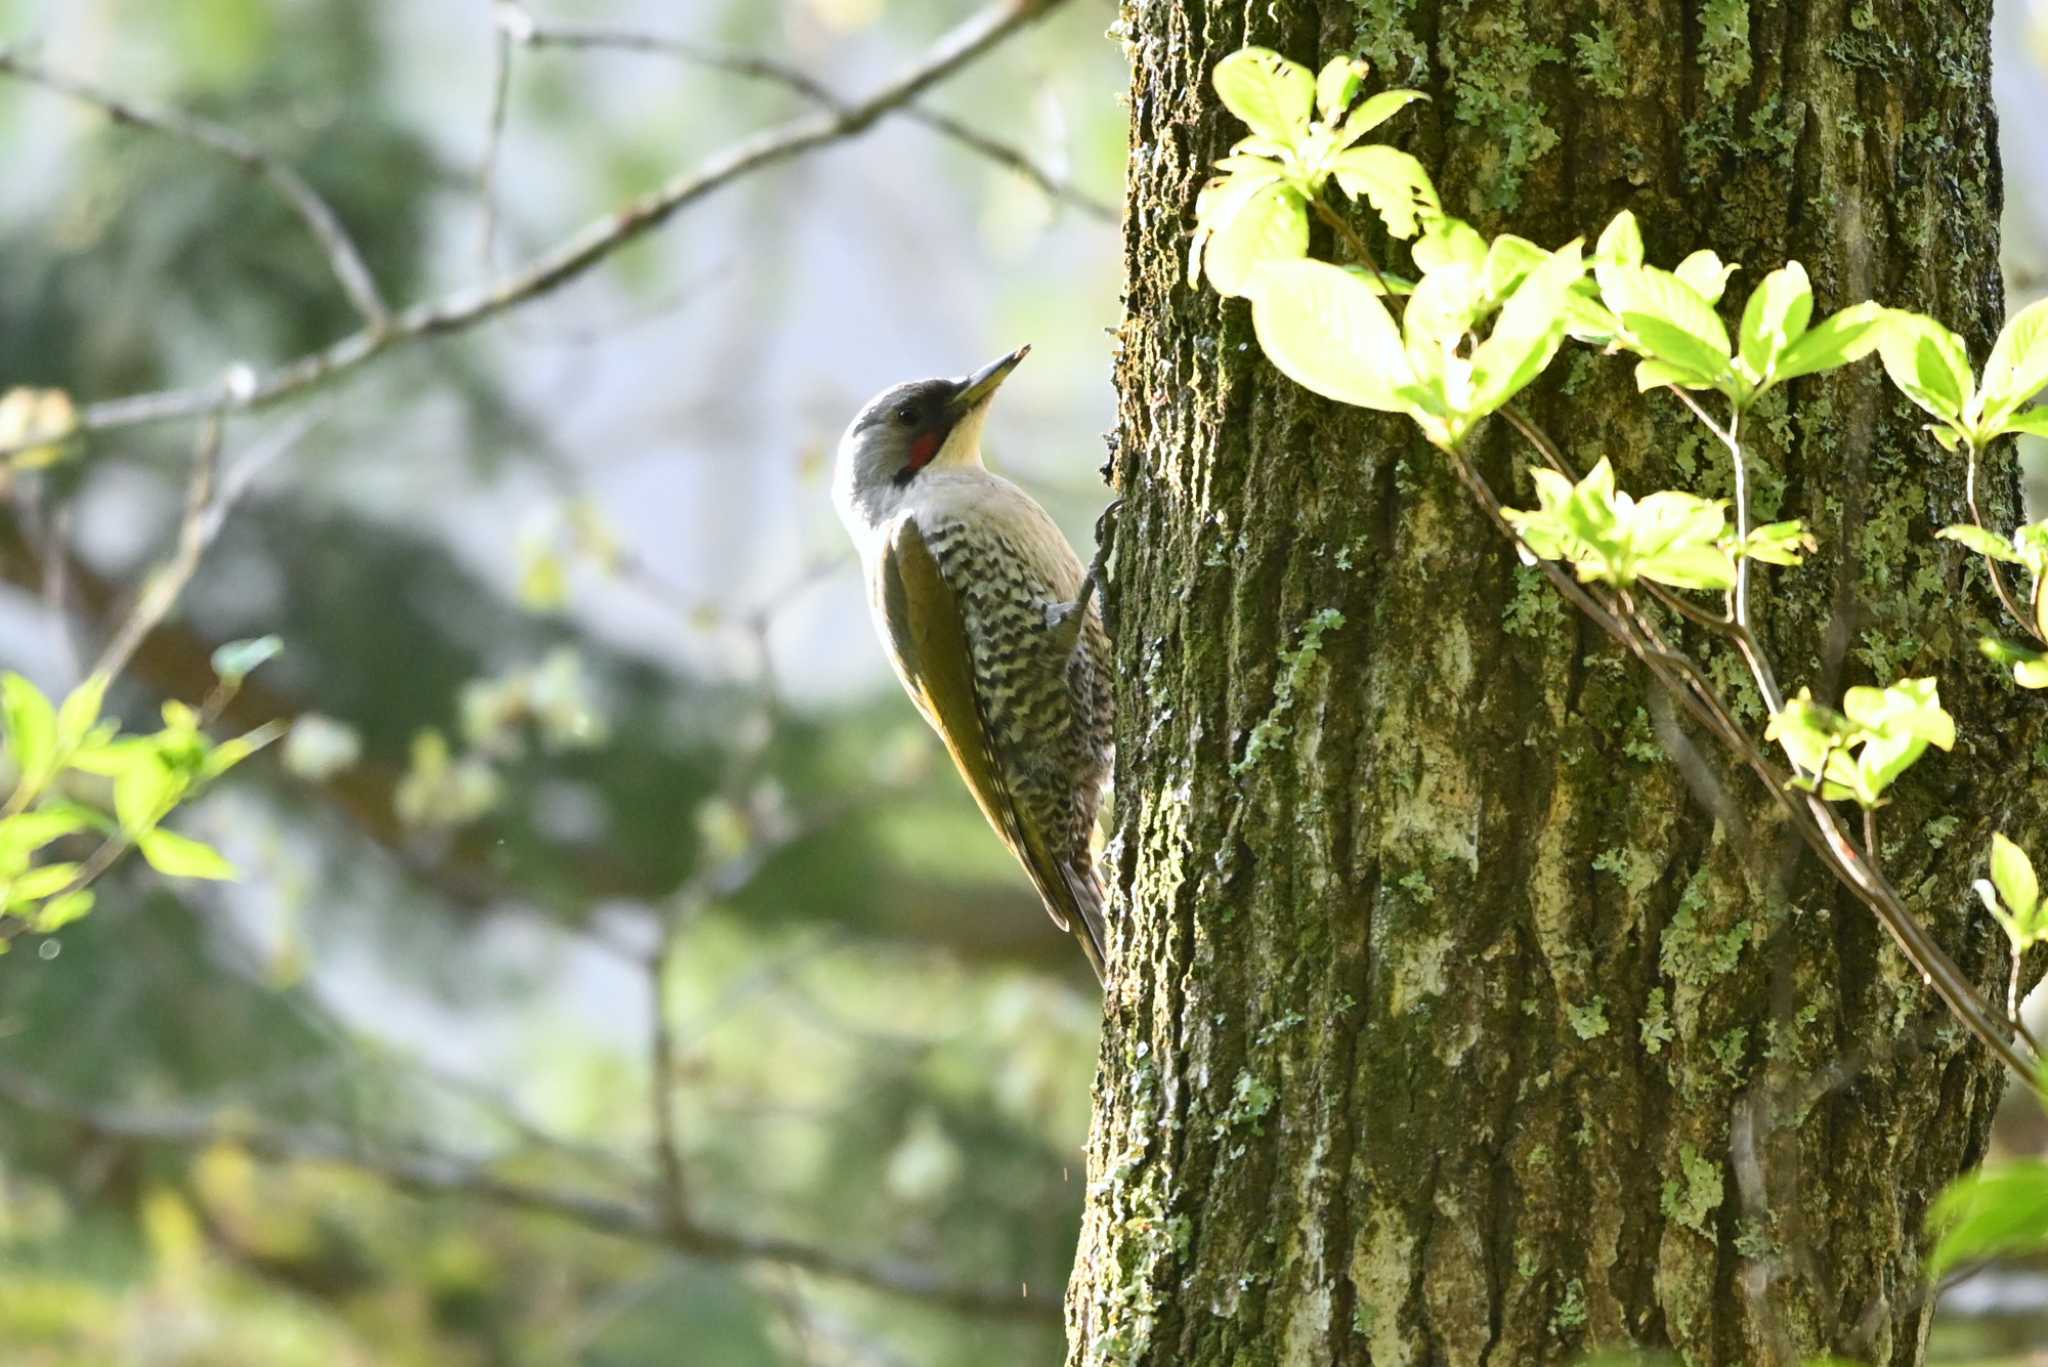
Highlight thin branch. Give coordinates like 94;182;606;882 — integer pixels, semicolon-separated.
91;414;223;681
1309;197;1392;297
1666;388;1788;714
509;11;1115;223
0;1069;1054;1323
0;0;1071;460
0;48;390;331
648;929;690;1228
1963;438;2043;644
477;11;519;273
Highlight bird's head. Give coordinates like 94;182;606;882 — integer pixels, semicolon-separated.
832;345;1029;530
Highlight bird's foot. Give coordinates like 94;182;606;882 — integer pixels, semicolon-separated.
1046;499;1122;651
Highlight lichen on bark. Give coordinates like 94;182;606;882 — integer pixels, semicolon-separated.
1070;1;2033;1364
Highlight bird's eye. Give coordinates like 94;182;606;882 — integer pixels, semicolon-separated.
894;405;919;426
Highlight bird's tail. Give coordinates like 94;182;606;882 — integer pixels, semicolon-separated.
1060;860;1111;987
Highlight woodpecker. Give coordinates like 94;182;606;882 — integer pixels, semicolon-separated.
832;346;1114;983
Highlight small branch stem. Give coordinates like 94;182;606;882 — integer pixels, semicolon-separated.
1309;197;1392;297
1964;439;2044;643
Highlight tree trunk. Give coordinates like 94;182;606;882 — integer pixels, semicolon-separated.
1072;1;2032;1363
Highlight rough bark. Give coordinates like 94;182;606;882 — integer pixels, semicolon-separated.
1071;1;2035;1363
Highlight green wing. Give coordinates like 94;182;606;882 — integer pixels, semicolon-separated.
879;516;1103;976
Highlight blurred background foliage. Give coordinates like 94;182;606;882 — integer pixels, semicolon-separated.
1;1;2046;1364
0;0;1125;1361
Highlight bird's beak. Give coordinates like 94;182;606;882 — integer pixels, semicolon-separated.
955;344;1031;410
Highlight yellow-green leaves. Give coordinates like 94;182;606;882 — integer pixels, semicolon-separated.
1765;678;1955;807
1878;310;1975;433
1979;296;2048;431
1503;458;1737;591
1977;833;2045;951
137;827;238;880
1938;520;2048;680
1212;47;1315;142
1190;49;1430;297
1928;1159;2048;1280
1467;240;1586;420
1248;259;1413;413
1250;237;1586;446
1587;219;1882;405
1879;298;2048;448
1737;261;1814;378
1769;300;1885;384
1329;145;1439;240
1;670;277;938
1194;179;1308;298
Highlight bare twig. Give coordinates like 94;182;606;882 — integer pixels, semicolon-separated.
510;11;1114;222
0;0;1071;461
478;11;520;272
1309;197;1392;297
91;415;223;681
648;928;691;1227
0;48;390;331
0;1069;1055;1323
1963;438;2043;644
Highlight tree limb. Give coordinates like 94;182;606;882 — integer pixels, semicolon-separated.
503;6;1115;222
0;0;1071;459
0;48;391;331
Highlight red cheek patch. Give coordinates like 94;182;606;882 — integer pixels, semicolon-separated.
907;430;942;474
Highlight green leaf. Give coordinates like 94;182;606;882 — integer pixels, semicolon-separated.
1737;520;1816;566
1;673;57;788
1411;217;1487;275
1315;55;1366;122
7;861;78;903
1773;301;1885;383
1336;88;1426;146
1992;832;2040;921
1212;48;1315;142
1737;261;1814;380
0;806;91;859
1674;250;1738;305
32;889;94;932
1843;676;1955;749
2000;407;2048;439
1329;145;1439;239
1980;636;2048;689
114;753;181;836
1594;210;1643;272
136;827;238;881
1977;296;2048;428
1877;310;1974;426
1638;544;1737;591
53;673;109;753
1248;259;1416;414
1928;1160;2048;1277
210;634;283;683
1603;265;1733;383
1468;240;1587;417
1482;234;1550;302
1201;181;1309;298
1633;359;1718;393
1401;262;1487;391
1768;679;1953;807
1190;170;1280;287
1936;524;2020;561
